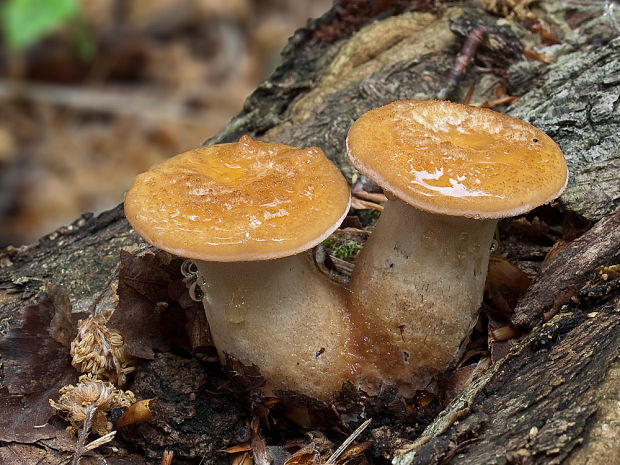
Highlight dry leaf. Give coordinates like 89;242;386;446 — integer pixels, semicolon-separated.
441;358;491;405
284;443;319;465
543;239;570;263
485;255;531;321
117;399;154;428
185;303;213;354
273;390;347;430
0;297;78;442
336;442;372;464
0;443;66;465
110;250;200;360
487;316;521;363
251;418;272;465
232;452;254;465
350;189;387;204
220;444;253;454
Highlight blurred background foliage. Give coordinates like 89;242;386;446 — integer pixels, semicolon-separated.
0;0;331;246
2;0;82;51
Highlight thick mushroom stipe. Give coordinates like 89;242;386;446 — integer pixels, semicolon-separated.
195;254;354;399
348;199;496;395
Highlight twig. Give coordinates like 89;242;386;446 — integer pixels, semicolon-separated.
351;196;384;211
71;404;98;465
351;188;388;204
83;431;116;452
472;95;519;108
0;79;227;125
437;26;486;101
326;419;372;464
462;81;476;105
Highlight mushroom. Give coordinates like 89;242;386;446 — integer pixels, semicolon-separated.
345;100;567;395
124;135;354;400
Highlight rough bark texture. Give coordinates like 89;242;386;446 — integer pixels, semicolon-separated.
0;206;139;335
507;35;620;222
1;1;619;464
511;207;620;329
395;307;619;465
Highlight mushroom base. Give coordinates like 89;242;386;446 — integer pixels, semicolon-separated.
194;253;355;401
347;199;497;396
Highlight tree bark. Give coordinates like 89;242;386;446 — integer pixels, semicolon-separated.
1;1;619;464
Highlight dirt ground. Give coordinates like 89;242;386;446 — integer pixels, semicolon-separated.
0;0;332;246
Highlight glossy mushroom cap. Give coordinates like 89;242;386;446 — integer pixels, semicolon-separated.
125;135;351;261
346;100;568;218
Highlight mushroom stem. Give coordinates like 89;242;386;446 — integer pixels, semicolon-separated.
194;252;355;400
347;199;497;395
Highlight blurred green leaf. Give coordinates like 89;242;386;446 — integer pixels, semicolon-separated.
2;0;81;50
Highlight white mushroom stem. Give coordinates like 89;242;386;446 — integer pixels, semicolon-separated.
194;253;355;400
346;199;497;396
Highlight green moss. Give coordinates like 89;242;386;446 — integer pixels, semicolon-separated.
321;234;363;261
333;242;362;260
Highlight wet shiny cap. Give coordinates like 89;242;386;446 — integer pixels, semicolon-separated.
346;100;568;218
125;135;351;261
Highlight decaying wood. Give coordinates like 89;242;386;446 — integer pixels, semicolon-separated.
1;1;619;464
512;206;620;329
395;305;619;465
0;207;138;335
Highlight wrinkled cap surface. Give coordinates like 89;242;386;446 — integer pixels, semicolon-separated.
125;135;351;261
347;100;568;218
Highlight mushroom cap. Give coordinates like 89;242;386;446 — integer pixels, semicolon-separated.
346;100;568;218
125;135;351;261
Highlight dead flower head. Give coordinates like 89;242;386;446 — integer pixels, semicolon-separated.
71;311;135;386
50;374;136;434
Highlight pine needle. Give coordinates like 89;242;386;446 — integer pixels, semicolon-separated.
325;419;372;464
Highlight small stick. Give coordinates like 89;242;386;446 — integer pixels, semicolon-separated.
326;418;372;464
351;188;388;204
462;81;476;105
71;404;98;465
83;431;116;452
437;26;486;101
351;196;384;211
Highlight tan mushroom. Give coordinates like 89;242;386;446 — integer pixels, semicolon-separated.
125;135;354;400
345;100;567;395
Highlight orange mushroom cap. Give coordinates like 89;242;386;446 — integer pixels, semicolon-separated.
346;100;568;218
125;135;351;261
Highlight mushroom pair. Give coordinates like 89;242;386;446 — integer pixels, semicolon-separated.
125;101;567;401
